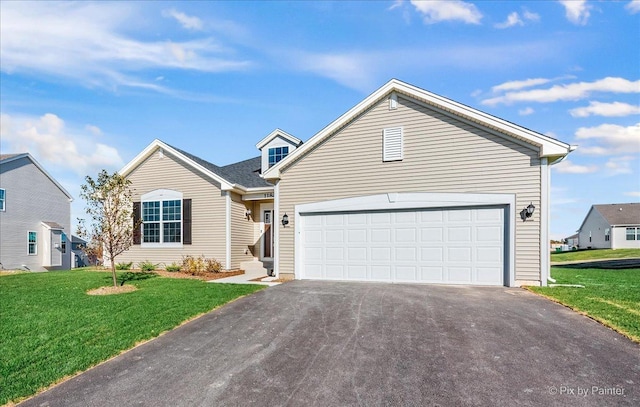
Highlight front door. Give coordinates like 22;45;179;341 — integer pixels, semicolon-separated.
261;204;274;260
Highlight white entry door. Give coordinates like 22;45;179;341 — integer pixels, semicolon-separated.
299;206;505;285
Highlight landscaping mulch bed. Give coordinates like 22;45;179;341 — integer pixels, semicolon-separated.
87;285;138;295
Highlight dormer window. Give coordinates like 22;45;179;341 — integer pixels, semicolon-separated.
268;146;289;168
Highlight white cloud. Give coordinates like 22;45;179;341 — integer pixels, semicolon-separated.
85;125;102;136
0;112;124;176
570;101;640;117
624;191;640;197
483;77;640;106
559;0;591;25
410;0;482;24
162;8;203;31
523;9;540;22
519;107;535;116
553;159;598;174
575;123;640;155
389;0;404;11
605;156;636;176
626;0;640;14
492;78;553;92
0;2;250;92
495;12;524;29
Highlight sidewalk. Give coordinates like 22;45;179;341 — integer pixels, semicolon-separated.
207;267;280;286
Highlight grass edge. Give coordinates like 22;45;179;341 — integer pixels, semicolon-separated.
523;287;640;344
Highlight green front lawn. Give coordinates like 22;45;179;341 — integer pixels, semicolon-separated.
551;248;640;263
528;267;640;343
0;270;265;405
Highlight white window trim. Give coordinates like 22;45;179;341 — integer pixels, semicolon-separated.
0;188;5;211
28;231;37;255
141;189;183;248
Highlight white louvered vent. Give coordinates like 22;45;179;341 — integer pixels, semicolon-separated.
383;127;403;162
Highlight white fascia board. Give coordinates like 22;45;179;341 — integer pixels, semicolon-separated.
120;139;234;190
2;153;74;201
256;128;302;150
263;79;572;180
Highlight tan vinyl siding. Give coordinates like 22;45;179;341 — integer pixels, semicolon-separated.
278;95;542;282
119;150;227;268
230;192;255;269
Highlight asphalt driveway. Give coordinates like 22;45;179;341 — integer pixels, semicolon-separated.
20;281;639;407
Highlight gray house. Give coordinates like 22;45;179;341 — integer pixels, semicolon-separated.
577;203;640;249
0;153;73;271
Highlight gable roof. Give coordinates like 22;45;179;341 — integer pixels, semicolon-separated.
593;203;640;226
0;153;73;200
256;129;303;150
119;140;271;192
220;157;270;188
262;78;574;180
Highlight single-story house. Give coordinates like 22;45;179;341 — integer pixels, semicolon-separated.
0;153;73;271
577;203;640;249
118;79;573;286
565;233;579;248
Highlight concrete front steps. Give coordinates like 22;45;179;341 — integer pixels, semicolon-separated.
207;259;278;285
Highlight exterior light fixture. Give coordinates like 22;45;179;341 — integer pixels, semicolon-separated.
282;213;289;227
520;202;535;221
245;209;252;220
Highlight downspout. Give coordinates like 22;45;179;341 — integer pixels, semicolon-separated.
273;181;280;278
541;157;551;285
225;191;231;270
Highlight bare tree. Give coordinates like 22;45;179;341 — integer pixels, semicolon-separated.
77;170;137;287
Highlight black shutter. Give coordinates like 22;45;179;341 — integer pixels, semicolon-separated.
183;199;192;245
133;202;141;245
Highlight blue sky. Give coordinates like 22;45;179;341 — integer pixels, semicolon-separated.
1;0;638;240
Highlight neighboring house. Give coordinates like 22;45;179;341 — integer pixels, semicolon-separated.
71;235;90;268
565;233;579;248
576;203;640;249
119;79;573;286
0;153;73;271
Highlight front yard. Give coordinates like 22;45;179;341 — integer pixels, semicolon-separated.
0;269;265;405
528;266;640;343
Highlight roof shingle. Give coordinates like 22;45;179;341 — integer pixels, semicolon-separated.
594;203;640;226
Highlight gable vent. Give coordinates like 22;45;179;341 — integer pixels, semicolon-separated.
383;127;403;162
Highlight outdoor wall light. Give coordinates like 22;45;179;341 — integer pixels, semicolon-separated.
282;213;289;227
245;209;252;220
520;202;535;221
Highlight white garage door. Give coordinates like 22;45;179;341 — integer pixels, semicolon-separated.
299;206;505;285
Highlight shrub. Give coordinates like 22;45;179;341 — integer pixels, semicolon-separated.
181;255;223;276
165;263;181;272
115;262;133;270
138;260;158;272
205;258;222;273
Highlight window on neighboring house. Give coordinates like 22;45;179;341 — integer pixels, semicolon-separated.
268;146;289;168
28;231;37;255
142;200;181;243
605;228;610;242
627;227;639;241
61;233;67;253
0;188;5;211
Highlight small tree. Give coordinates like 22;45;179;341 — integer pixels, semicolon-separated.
77;170;138;287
